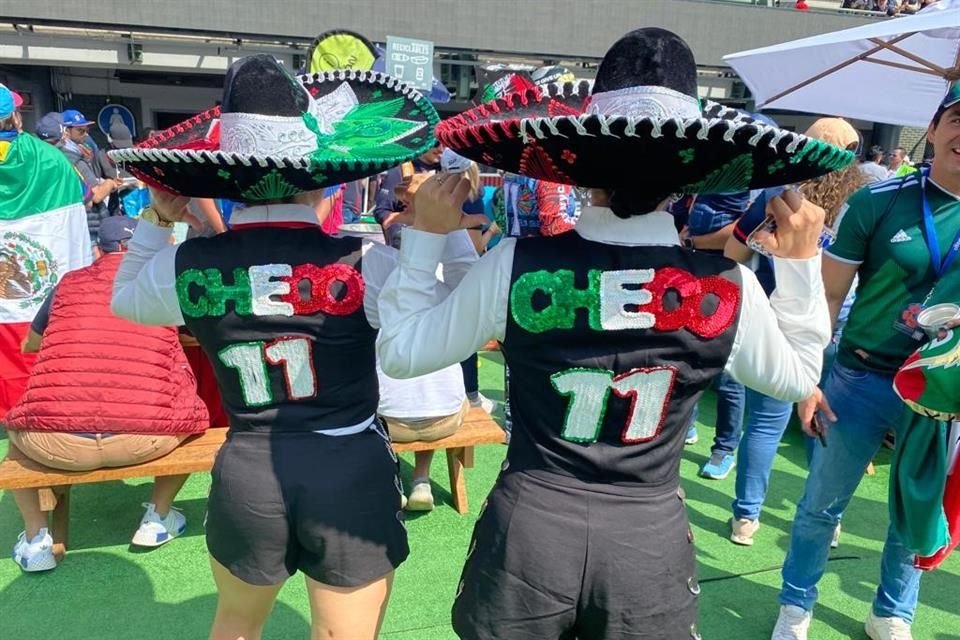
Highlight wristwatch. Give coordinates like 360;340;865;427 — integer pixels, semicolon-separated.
682;236;696;250
140;206;175;228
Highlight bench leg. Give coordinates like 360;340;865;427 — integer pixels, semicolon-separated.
446;447;469;515
49;486;71;560
463;446;475;469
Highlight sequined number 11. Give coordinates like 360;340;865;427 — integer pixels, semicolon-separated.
550;367;676;444
219;338;317;407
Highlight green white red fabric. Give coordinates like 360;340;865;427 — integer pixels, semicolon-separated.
893;331;960;569
894;329;960;420
0;133;91;411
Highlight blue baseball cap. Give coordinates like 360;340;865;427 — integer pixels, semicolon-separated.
0;83;22;119
35;112;64;141
62;109;94;128
941;83;960;111
97;216;138;252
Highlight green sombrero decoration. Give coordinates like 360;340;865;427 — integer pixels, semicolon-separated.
109;54;439;201
894;329;960;421
437;29;856;194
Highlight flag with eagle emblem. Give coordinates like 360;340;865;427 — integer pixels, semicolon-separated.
0;129;91;411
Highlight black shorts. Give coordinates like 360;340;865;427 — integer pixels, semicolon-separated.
206;426;408;587
452;470;699;640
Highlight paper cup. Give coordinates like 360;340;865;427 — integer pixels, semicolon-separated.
917;303;960;339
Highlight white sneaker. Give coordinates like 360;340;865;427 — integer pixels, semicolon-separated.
730;518;760;546
405;480;435;512
771;605;812;640
831;523;841;549
469;393;498;414
865;611;913;640
131;503;186;547
12;528;56;572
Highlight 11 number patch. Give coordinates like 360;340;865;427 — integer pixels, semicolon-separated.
219;337;318;406
550;366;676;444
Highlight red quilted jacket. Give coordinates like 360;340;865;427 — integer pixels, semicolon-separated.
4;253;208;434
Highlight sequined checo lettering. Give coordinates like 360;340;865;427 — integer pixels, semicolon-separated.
551;366;676;444
176;262;364;319
219;337;317;407
510;267;739;338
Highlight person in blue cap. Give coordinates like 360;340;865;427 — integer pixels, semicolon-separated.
59;109;123;245
34;112;64;145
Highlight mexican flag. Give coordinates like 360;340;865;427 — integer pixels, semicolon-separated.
0;132;91;412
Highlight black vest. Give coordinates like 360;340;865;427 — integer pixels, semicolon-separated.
504;232;742;488
174;227;377;433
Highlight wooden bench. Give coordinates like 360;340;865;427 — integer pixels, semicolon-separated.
0;407;505;558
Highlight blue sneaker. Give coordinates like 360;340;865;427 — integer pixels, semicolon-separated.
684;425;699;446
699;452;736;480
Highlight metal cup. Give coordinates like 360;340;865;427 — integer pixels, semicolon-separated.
917;303;960;339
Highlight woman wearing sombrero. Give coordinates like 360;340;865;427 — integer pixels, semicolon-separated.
109;55;477;639
377;28;855;639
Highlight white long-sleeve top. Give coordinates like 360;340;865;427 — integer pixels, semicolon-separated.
110;203;479;434
110;203;478;330
377;206;831;403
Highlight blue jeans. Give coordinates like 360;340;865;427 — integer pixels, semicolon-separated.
689;371;745;456
732;389;793;521
779;363;922;620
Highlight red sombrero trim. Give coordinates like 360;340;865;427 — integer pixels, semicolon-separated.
439;109;854;176
138;107;221;150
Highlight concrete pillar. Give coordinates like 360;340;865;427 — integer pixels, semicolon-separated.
868;123;901;155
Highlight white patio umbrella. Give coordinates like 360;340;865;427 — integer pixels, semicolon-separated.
724;0;960;127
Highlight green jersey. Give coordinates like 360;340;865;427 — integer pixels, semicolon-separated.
827;173;960;374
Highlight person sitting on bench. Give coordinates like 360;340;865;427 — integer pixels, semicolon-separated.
377;359;470;512
3;216;208;572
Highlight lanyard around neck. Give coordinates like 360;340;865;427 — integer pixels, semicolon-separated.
920;169;960;280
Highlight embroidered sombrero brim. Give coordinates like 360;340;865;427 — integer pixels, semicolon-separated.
436;82;856;193
109;70;440;201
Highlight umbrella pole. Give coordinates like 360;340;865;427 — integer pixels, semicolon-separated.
758;32;914;107
868;38;953;76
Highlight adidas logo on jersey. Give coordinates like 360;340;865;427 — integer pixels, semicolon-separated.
890;229;913;243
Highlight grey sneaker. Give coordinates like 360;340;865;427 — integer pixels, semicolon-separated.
865;611;913;640
469;392;498;414
771;605;811;640
131;503;186;547
12;528;56;572
405;480;435;512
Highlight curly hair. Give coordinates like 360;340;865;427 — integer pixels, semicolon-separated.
798;164;866;227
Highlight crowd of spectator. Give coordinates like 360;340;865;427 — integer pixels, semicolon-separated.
790;0;938;13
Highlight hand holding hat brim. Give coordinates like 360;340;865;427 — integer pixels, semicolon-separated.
753;190;827;260
411;174;473;235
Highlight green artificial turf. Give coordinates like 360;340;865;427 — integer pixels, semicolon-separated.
0;352;957;639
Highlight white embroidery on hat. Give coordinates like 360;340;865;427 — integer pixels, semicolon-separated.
220;113;318;157
588;86;701;121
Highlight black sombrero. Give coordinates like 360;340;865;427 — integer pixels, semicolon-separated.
109;55;440;201
437;28;855;194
